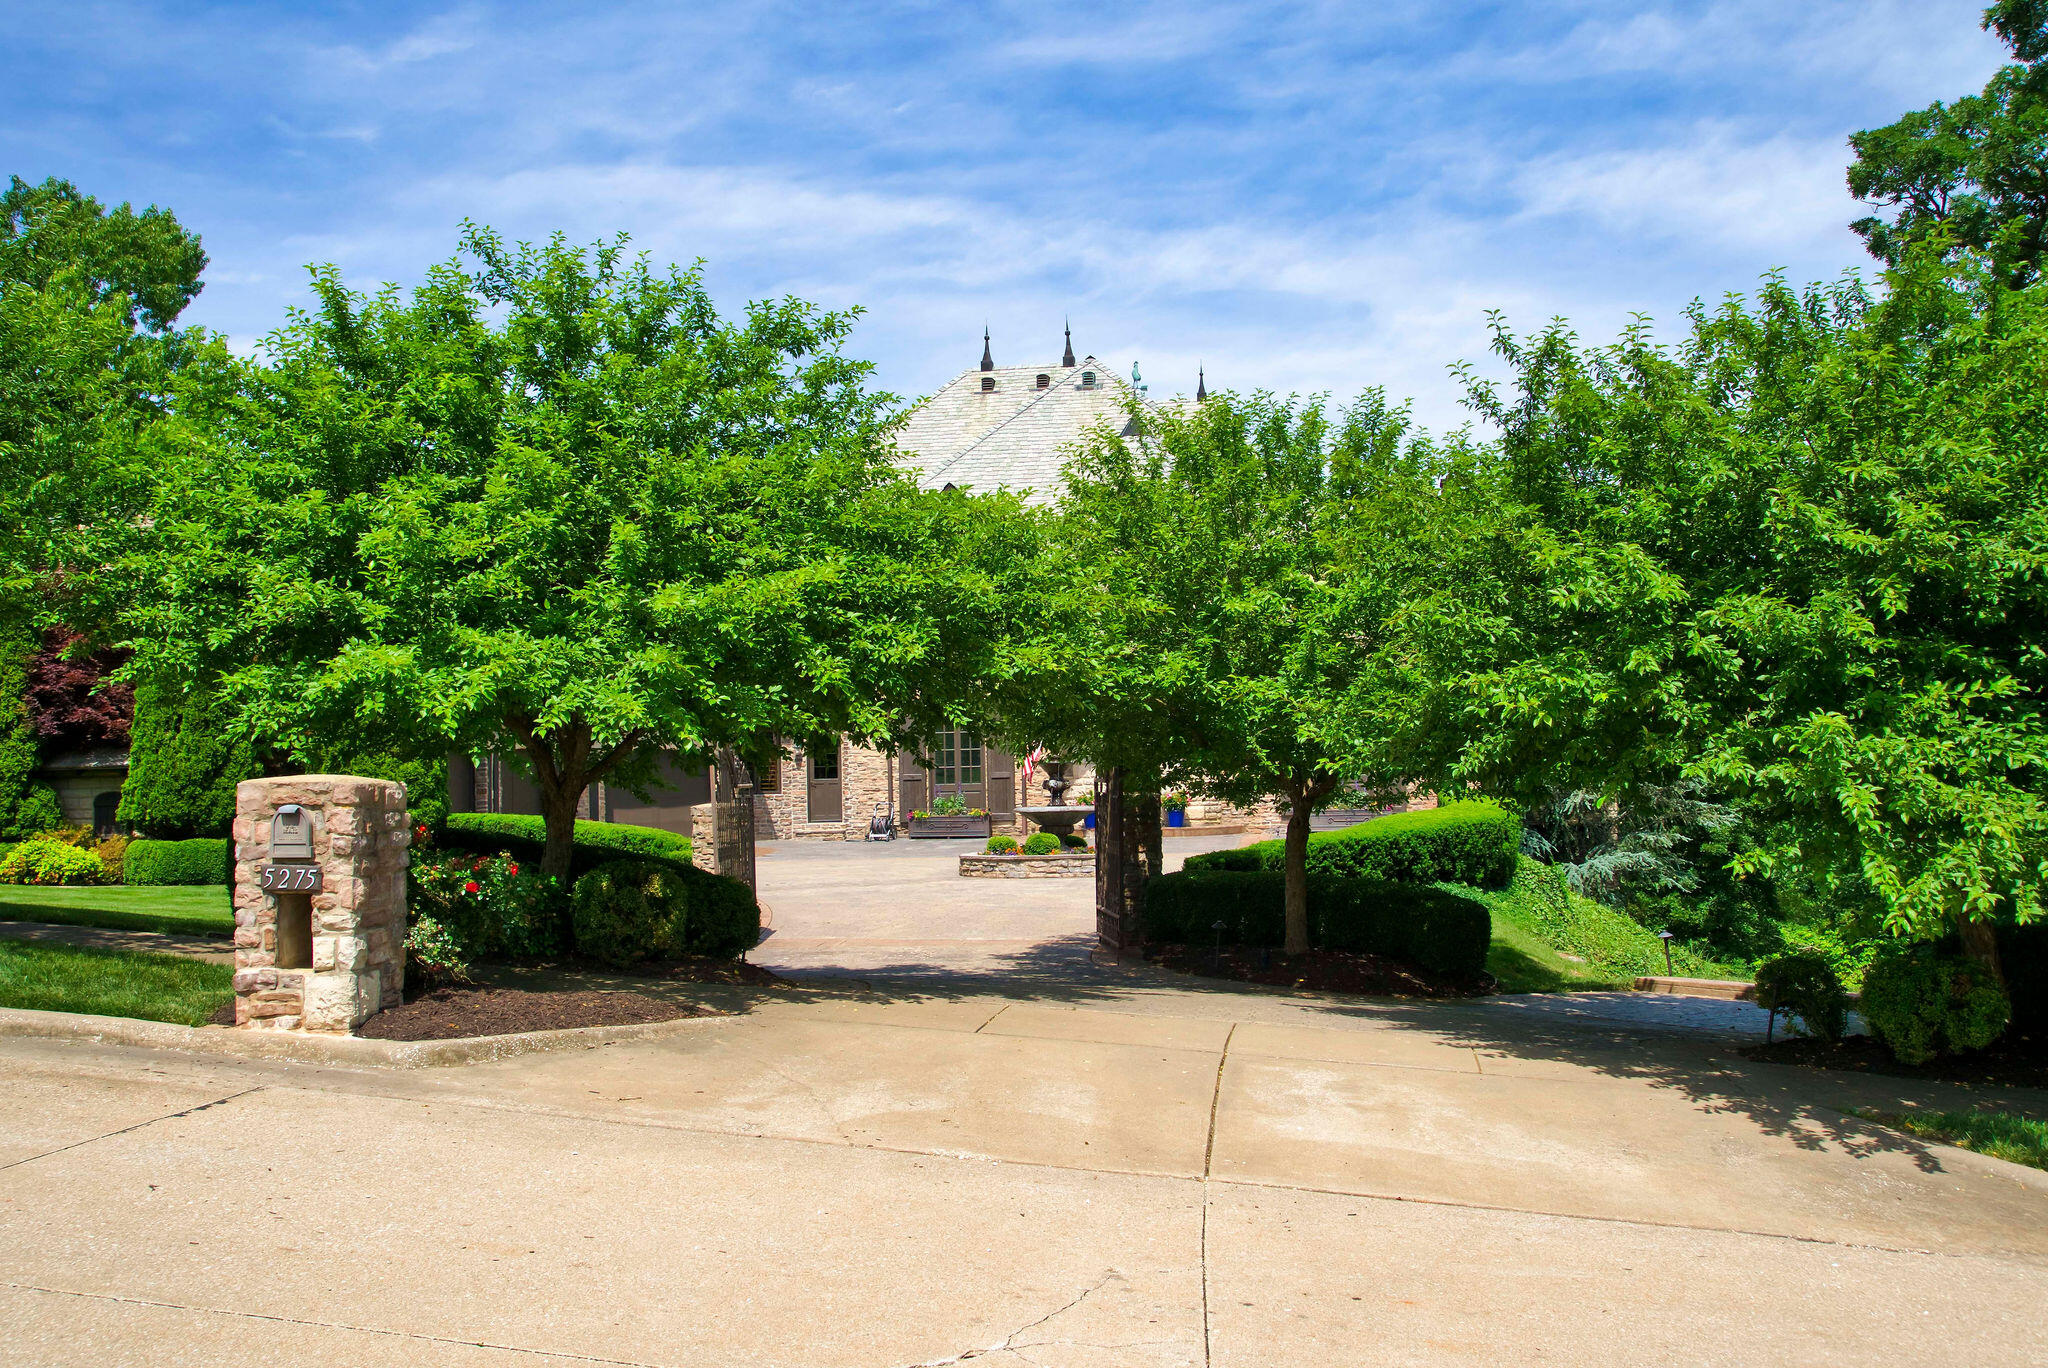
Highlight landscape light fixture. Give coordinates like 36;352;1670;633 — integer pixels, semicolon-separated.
1657;930;1675;977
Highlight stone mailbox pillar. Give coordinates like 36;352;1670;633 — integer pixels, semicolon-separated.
231;775;410;1032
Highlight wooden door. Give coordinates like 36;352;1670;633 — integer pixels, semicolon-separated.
807;745;843;823
932;728;985;809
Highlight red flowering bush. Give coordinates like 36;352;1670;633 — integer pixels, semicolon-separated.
408;848;563;960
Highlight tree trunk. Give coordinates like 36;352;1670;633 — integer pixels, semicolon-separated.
538;779;582;886
1958;914;2006;989
1283;792;1313;957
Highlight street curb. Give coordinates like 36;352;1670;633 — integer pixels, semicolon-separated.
0;1005;730;1069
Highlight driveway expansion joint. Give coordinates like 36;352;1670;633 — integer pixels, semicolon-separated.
0;1085;265;1172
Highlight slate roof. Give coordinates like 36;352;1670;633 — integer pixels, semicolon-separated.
893;355;1135;503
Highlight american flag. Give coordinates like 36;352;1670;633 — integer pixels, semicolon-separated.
1021;744;1047;791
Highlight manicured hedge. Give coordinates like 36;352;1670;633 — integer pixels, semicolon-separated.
125;837;232;886
1182;800;1518;889
444;814;752;960
441;813;693;874
1141;869;1492;977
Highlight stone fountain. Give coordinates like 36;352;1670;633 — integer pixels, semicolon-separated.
1017;759;1091;842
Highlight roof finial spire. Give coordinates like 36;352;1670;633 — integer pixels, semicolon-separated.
1062;318;1076;368
980;324;993;372
1196;365;1208;402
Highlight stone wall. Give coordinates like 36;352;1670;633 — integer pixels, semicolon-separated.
230;775;409;1034
958;852;1093;879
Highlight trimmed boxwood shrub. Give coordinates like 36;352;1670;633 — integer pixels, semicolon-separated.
1141;869;1491;977
985;834;1019;854
125;837;231;886
572;860;685;967
1753;949;1850;1042
1862;944;2010;1064
681;866;760;958
1022;832;1062;855
1181;800;1518;888
442;813;693;874
570;857;758;964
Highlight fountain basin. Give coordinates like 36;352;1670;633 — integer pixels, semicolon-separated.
1017;804;1092;841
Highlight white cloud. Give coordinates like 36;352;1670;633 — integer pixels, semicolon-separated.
1512;128;1859;254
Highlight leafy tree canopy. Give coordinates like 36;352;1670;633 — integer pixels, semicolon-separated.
1409;257;2048;969
1;177;200;625
1;176;206;333
125;226;1032;877
1048;390;1455;953
1848;2;2048;283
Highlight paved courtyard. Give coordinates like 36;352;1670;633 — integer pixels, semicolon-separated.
5;971;2047;1366
749;830;1248;981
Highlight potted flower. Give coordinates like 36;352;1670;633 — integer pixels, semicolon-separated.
908;794;993;839
1163;792;1189;828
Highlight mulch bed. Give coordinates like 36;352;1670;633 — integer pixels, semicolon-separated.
355;985;712;1041
1146;943;1492;998
602;954;785;987
1741;1029;2048;1090
204;956;787;1037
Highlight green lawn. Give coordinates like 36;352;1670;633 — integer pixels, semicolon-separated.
1464;858;1747;993
0;884;233;938
1856;1108;2048;1171
0;938;232;1026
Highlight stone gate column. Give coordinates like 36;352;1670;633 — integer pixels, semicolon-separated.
231;775;410;1033
690;748;757;891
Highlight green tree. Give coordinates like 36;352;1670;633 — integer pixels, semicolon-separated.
116;677;259;839
1054;391;1448;954
1412;259;2048;980
0;177;203;629
126;227;1028;882
1848;2;2048;284
0;617;63;839
1;176;207;333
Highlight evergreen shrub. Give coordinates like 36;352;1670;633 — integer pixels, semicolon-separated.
1862;945;2010;1064
680;867;759;958
124;837;231;886
0;837;106;885
1022;832;1062;855
572;859;684;967
566;858;757;964
1753;949;1850;1042
1141;870;1491;976
1181;800;1518;888
116;679;257;838
0;624;49;840
985;835;1019;854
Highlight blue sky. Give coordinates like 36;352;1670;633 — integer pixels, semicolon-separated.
1;2;2013;432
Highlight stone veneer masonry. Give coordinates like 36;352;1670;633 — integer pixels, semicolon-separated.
231;775;410;1033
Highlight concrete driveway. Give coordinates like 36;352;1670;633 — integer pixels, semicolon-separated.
4;975;2045;1366
751;831;1248;980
